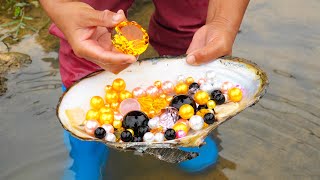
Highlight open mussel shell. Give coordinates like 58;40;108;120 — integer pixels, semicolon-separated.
57;55;268;163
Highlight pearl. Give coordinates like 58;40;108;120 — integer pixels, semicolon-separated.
99;106;114;114
85;120;100;135
221;81;234;94
104;85;112;92
119;90;133;101
177;75;185;83
200;82;215;93
164;129;176;140
176;130;187;139
112;78;126;92
205;70;216;80
207;100;216;109
143;132;155;142
185;77;194;85
173;122;189;134
154;80;162;89
176;119;190;127
132;136;143;142
123;111;149;131
90;96;105;110
174;83;189;95
194;90;210;105
114;112;123;121
178;104;194;119
162;81;174;94
154;133;164;142
146;85;159;97
203;113;216;124
170;95;197;110
121;130;133;142
119;98;141;116
127;129;135;136
198;78;207;85
86;109;100;120
94;127;106;139
189;115;204;131
110;102;119;110
112;119;122;129
105;89;119;104
228;87;243;102
196;109;214;117
102;124;114;133
213;93;226;105
105;133;116;142
159;107;179;130
132;87;146;98
99;112;114;125
137;126;149;137
148;116;160;129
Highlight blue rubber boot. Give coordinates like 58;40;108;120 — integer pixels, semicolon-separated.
178;136;218;173
61;85;109;180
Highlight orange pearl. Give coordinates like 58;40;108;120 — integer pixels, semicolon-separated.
194;90;210;105
111;102;119;110
99;106;114;114
90;96;105;110
173;122;189;133
112;78;126;92
174;83;189;95
185;77;194;85
105;89;119;104
228;87;243;102
99;112;114;124
119;90;133;101
104;85;112;92
86;109;100;120
154;80;162;89
178;104;195;119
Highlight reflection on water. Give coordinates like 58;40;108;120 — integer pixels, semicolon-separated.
1;0;320;179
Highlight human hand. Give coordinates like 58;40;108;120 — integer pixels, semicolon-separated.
186;19;238;65
48;2;136;73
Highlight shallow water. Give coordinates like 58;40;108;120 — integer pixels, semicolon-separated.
1;0;320;179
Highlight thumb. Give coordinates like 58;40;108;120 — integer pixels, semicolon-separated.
85;9;126;28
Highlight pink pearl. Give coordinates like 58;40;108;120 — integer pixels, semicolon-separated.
146;86;159;97
85;120;100;135
221;81;234;93
132;87;146;98
119;98;141;115
198;78;207;85
176;130;187;139
114;112;123;121
102;124;114;134
162;81;174;94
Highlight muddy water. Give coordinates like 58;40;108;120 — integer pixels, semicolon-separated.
1;0;320;179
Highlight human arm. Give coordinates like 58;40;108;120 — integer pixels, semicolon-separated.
186;0;250;65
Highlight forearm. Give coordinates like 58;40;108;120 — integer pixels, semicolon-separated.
207;0;249;34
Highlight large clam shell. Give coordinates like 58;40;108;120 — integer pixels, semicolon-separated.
57;56;268;163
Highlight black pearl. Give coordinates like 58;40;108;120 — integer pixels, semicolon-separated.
132;136;143;142
137;126;149;137
94;127;106;139
189;82;200;90
121;130;133;142
164;128;176;140
213;93;225;105
211;90;223;99
170;95;196;110
197;104;208;111
122;111;149;131
203;113;216;124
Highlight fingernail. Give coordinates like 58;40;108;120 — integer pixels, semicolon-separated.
186;55;196;64
112;14;122;22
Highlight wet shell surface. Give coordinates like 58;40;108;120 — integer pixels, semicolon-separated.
57;56;268;163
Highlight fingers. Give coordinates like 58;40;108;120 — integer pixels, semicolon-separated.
85;9;126;28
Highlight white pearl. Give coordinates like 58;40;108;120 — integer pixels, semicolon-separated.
206;70;216;80
105;133;116;142
148;117;160;129
189;115;204;131
176;75;185;83
102;124;114;134
200;82;214;93
143;132;155;142
154;133;164;142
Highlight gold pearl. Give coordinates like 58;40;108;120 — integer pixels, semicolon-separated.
99;106;114;114
196;109;214;117
185;77;194;85
228;87;243;102
119;90;133;101
113;119;122;129
105;103;111;108
99;112;114;124
154;80;162;89
111;102;119;110
174;83;189;95
112;78;126;92
104;85;112;92
194;90;210;105
178;104;195;119
127;129;134;136
173;122;189;133
86;109;100;120
90;96;105;110
105;89;119;104
207;100;216;109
